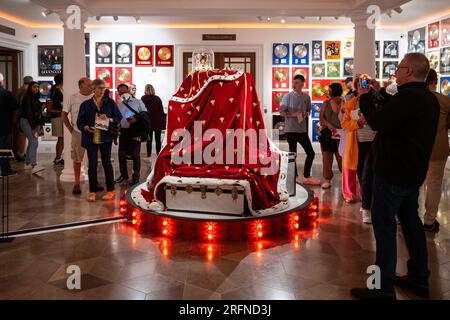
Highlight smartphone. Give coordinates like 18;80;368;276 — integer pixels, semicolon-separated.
360;78;369;89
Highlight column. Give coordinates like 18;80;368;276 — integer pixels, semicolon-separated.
351;13;376;78
58;9;89;182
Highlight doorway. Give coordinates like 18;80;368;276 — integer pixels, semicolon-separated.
0;46;21;92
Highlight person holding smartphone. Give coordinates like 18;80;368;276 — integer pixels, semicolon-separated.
77;79;122;202
351;53;440;300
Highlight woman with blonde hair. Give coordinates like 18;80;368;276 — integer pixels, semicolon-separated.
141;84;166;158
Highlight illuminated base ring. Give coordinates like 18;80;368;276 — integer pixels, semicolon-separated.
121;183;319;241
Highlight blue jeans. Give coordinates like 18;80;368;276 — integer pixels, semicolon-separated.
20;118;38;165
372;174;430;292
0;134;12;175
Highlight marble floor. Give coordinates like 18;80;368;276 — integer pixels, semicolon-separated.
0;152;449;300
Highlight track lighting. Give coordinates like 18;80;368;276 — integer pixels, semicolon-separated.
95;16;101;21
41;9;52;17
266;17;271;22
135;16;142;23
281;17;286;24
393;7;403;14
113;16;119;21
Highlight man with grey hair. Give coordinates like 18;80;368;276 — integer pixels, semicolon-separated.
351;53;440;300
0;73;19;176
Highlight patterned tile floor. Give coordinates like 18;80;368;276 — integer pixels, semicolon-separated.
0;153;449;300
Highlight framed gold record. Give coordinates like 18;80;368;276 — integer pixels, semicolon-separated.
135;45;154;66
274;44;288;58
115;67;133;85
138;47;151;60
158;47;171;61
294;44;307;58
155;45;174;66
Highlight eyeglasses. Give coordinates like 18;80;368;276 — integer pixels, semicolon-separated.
396;66;410;72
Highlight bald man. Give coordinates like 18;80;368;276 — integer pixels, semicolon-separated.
62;77;93;194
351;53;440;300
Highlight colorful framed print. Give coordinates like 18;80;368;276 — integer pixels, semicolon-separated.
272;91;288;113
312;63;325;78
311;102;322;118
292;43;309;65
273;43;290;65
324;41;341;60
292;67;309;89
440;76;450;97
95;66;113;88
382;61;398;79
135;45;153;66
115;42;133;64
38;45;63;77
343;58;354;77
95;42;112;64
38;80;53;102
155;45;174;66
327;61;341;78
407;27;426;54
383;41;399;59
426;50;440;71
115;67;133;86
311;79;331;101
272;67;290;89
342;38;354;57
312;119;321;142
440;18;450;47
441;47;450;74
428;21;440;49
312;41;322;61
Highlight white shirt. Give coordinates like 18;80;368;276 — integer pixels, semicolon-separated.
63;92;93;133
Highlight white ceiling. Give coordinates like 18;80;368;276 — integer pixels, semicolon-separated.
0;0;448;28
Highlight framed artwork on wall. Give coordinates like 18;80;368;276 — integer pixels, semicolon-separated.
407;27;426;54
312;119;321;142
38;80;52;102
440;76;450;97
155;45;174;66
292;67;309;89
375;41;380;59
441;47;450;74
95;67;113;88
95;42;113;64
115;67;133;86
311;102;322;118
324;41;341;60
272;91;288;113
272;67;290;89
38;45;63;77
343;58;354;77
327;61;340;78
440;18;450;47
292;43;309;65
135;45;154;66
312;63;325;78
383;41;399;59
382;61;398;79
115;42;133;64
312;41;322;61
428;21;440;49
426;51;439;71
272;43;290;65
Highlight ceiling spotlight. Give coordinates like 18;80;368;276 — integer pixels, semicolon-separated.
317;16;322;21
393;7;403;14
266;17;271;22
257;16;263;21
334;16;339;20
41;9;52;17
281;17;286;24
299;16;305;19
95;16;101;21
113;16;119;21
386;10;393;18
135;16;142;23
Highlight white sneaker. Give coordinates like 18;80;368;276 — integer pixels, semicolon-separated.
321;180;331;189
31;164;45;175
362;209;372;224
303;177;321;186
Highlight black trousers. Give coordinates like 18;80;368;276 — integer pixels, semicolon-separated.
286;132;315;178
372;174;429;292
86;142;114;192
147;130;162;156
119;129;141;181
357;141;374;210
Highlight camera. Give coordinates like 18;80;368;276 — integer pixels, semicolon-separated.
400;33;405;39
